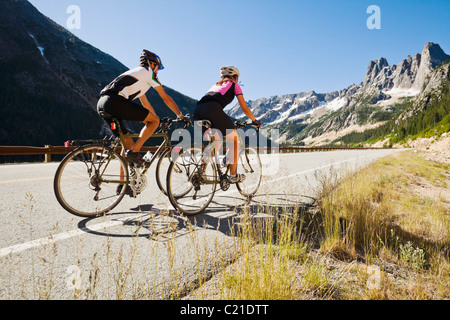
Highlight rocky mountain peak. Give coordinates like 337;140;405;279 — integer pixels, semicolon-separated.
362;57;390;91
422;42;450;68
412;42;450;90
359;42;450;94
365;57;389;79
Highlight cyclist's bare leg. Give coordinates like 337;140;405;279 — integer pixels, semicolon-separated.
225;130;239;176
119;137;133;180
123;136;134;152
211;131;223;157
130;111;160;153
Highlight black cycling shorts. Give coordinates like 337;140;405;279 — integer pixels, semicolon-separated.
193;101;235;137
97;94;150;135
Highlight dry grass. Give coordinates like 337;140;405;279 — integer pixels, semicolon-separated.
309;150;449;299
186;150;450;300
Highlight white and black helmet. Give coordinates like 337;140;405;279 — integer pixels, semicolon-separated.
220;66;240;78
140;49;164;70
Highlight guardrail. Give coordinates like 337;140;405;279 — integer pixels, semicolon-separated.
0;145;160;162
0;145;385;162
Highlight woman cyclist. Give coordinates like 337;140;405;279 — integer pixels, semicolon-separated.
97;50;189;166
193;66;260;183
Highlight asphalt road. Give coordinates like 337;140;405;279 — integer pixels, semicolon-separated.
0;149;400;299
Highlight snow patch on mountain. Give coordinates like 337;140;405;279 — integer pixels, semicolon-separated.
324;96;348;111
28;33;47;61
377;87;421;106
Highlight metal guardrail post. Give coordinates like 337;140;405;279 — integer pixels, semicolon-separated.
44;145;52;163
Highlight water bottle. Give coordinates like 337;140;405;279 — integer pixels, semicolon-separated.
143;152;153;163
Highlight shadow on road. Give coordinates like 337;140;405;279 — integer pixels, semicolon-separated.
76;192;318;242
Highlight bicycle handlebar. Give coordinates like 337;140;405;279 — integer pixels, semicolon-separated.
160;114;191;130
234;120;261;133
160;116;258;132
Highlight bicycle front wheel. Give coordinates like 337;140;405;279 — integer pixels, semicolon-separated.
54;144;129;217
155;148;172;196
236;147;262;198
166;146;217;215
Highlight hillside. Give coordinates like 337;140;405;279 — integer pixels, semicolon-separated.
0;0;197;155
326;61;450;148
228;42;450;147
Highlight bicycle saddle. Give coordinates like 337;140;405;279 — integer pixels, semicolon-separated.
98;111;130;135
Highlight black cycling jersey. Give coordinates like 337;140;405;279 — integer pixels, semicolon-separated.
194;80;243;136
197;81;243;109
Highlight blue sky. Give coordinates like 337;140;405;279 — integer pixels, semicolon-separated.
29;0;450;101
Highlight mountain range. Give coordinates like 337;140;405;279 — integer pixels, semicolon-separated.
1;0;448;156
0;0;196;152
227;42;450;146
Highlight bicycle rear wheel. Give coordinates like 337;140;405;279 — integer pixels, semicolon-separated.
166;146;217;215
236;147;262;198
54;144;129;217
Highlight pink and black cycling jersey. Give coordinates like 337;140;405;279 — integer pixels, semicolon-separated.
198;81;243;108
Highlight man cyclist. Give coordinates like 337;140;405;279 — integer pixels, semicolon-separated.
193;66;261;183
97;50;189;166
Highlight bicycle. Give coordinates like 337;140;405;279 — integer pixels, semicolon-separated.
166;120;262;215
53;114;190;217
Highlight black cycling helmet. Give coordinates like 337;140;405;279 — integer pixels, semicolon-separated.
140;49;164;70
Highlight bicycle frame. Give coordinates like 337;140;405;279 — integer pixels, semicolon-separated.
71;121;174;187
165;121;262;215
114;129;172;181
55;115;192;217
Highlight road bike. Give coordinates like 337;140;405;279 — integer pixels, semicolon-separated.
166;120;262;215
54;114;190;217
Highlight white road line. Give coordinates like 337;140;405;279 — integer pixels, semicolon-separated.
0;152;389;258
0;177;53;184
0;215;144;258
